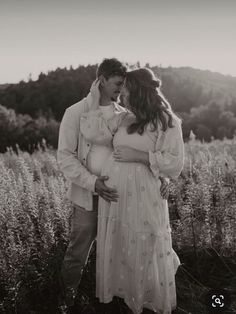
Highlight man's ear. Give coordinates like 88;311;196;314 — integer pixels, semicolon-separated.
99;75;106;87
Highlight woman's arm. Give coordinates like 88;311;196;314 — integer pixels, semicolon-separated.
113;146;170;199
134;150;149;166
148;118;185;179
113;117;184;180
113;146;148;164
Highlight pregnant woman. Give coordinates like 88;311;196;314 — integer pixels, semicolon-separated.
96;68;184;314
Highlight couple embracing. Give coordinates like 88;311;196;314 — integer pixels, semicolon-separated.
57;58;184;314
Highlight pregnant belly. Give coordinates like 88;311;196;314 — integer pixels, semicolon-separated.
100;155;166;233
87;145;113;176
101;155;160;192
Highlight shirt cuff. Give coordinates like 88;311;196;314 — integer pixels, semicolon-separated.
87;174;98;193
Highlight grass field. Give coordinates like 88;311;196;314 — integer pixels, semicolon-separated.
0;138;236;313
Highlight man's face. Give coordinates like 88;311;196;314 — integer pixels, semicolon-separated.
101;75;125;101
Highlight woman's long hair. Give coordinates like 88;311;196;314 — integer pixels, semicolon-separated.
125;68;179;135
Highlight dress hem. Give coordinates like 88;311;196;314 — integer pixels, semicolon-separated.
96;293;177;314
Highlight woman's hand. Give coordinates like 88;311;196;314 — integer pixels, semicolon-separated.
113;146;150;166
90;78;101;102
113;146;138;162
159;176;170;199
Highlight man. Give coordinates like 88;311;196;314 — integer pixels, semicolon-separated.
57;58;169;311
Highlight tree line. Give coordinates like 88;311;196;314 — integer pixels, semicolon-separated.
0;63;236;153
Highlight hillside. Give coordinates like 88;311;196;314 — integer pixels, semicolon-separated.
0;64;236;118
153;66;236;113
0;64;236;149
0;84;10;90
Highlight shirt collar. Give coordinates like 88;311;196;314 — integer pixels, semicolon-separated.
86;92;99;111
85;92;129;117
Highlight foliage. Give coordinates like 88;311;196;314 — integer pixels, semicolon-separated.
0;65;96;121
0;139;236;313
0;64;236;143
0;147;70;313
0;105;59;153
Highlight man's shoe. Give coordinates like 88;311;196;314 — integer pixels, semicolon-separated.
64;287;77;307
58;303;84;314
58;304;71;314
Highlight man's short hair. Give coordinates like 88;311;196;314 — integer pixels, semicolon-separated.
96;58;127;79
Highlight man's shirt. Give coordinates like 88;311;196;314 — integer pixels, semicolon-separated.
87;104;115;176
57;92;127;211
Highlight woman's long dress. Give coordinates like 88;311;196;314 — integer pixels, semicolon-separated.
96;114;183;314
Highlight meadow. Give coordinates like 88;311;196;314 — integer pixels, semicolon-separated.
0;138;235;314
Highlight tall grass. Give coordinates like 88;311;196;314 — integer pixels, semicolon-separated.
170;138;236;256
0;147;71;313
0;139;235;313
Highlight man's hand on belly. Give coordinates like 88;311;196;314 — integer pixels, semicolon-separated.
95;176;119;202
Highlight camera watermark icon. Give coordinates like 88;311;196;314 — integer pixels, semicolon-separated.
211;294;224;308
204;288;231;313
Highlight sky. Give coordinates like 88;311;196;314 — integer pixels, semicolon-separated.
1;0;236;84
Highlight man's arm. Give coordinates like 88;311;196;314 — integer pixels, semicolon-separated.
57;99;119;202
57;103;98;192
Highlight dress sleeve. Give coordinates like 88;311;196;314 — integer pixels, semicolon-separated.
148;117;185;179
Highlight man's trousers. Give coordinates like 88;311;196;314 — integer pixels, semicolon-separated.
61;195;98;291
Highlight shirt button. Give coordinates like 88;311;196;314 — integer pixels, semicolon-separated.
87;144;90;147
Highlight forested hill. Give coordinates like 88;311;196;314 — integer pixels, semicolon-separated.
0;84;10;90
0;65;97;121
153;66;236;113
0;64;236;142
